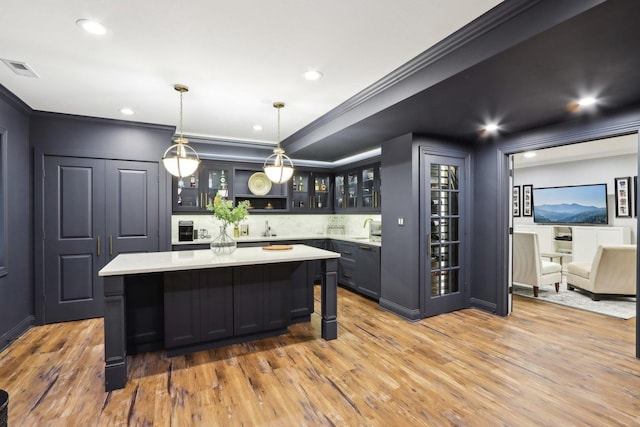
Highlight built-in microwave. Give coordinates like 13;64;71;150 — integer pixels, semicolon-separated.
178;220;195;241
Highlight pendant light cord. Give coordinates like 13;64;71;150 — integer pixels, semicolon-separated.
179;89;184;139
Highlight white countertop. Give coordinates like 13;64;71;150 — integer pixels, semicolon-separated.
172;234;382;247
99;244;341;277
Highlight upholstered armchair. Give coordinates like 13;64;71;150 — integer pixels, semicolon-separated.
513;232;562;297
566;245;637;301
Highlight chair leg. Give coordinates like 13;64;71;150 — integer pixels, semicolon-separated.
555;283;559;292
533;286;539;297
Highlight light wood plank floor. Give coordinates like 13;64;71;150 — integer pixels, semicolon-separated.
1;288;639;426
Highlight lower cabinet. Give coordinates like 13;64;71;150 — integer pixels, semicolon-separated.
332;240;381;300
234;264;289;336
164;269;234;349
163;265;291;350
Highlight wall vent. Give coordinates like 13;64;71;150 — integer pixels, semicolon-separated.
1;59;39;78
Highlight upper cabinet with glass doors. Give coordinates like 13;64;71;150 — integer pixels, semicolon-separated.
172;161;232;212
334;162;381;213
290;170;332;212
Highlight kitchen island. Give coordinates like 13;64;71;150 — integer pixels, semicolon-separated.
98;244;340;391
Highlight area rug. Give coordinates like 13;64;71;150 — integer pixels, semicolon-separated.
513;283;637;320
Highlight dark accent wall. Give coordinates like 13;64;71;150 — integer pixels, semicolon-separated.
379;134;420;319
379;133;473;320
0;87;33;351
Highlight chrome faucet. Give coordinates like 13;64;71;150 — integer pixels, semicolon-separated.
363;218;374;228
262;220;270;237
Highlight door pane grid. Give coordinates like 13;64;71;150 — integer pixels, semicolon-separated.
430;164;460;297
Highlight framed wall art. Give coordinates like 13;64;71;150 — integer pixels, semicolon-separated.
522;184;533;217
512;185;521;217
614;176;631;218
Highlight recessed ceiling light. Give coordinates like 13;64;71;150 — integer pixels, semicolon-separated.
523;151;536;158
577;96;597;107
76;19;107;35
253;124;263;131
303;70;323;81
484;123;500;133
120;107;134;116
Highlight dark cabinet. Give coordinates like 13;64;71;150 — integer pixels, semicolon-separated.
164;265;290;350
290;171;332;212
233;265;289;335
332;240;381;300
272;239;327;323
173;161;232;212
164;269;233;349
334;162;381;213
354;244;381;299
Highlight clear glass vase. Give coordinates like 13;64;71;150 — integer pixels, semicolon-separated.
210;225;237;256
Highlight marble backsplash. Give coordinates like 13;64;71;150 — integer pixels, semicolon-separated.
172;213;381;241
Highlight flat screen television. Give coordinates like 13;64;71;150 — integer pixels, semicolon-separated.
533;183;608;224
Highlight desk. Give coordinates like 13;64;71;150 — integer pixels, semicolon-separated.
98;244;340;391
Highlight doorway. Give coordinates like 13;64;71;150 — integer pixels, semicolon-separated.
509;134;638;316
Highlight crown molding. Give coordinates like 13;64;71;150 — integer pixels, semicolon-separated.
0;84;32;115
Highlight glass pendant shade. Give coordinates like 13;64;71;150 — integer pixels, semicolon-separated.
263;101;294;183
162;83;200;178
264;147;294;183
162;139;200;177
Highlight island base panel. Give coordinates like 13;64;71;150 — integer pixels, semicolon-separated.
321;258;338;340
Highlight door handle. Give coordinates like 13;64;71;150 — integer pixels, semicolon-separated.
109;236;113;256
200;192;204;207
97;236;101;257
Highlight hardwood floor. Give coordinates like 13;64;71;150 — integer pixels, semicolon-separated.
1;288;638;426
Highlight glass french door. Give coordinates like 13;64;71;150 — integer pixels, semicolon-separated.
422;153;467;317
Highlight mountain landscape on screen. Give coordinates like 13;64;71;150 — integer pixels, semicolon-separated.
534;203;607;224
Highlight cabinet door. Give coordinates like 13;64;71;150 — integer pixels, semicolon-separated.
347;171;359;208
291;171;310;210
355;244;381;299
173;172;202;211
361;166;376;209
335;174;345;210
200;268;234;341
204;164;232;205
265;264;291;330
164;270;201;348
233;265;266;335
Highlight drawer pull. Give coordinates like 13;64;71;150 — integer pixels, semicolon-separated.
359;246;372;251
343;250;352;255
343;273;352;279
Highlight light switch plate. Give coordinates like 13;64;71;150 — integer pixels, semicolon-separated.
398;217;404;226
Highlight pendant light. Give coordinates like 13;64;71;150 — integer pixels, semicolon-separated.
263;102;294;183
162;84;201;177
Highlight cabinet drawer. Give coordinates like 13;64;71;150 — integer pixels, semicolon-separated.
334;241;357;262
339;260;357;289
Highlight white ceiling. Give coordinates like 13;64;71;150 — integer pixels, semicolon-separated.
514;133;639;169
0;0;502;149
